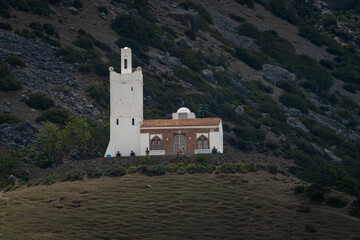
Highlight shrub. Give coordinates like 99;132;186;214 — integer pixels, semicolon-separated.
265;0;298;25
0;22;12;30
235;0;254;8
0;64;22;91
220;163;236;173
73;0;83;9
246;163;258;172
195;154;209;165
96;6;108;14
42;23;55;35
140;155;151;165
180;0;213;26
127;166;137;174
0;113;22;124
326;197;347;208
79;64;92;73
167;163;185;173
42;109;70;124
74;34;94;50
26;93;54;110
234;162;248;173
41;36;60;47
229;14;245;22
233;47;263;70
89;59;108;76
15;29;35;38
266;164;278;174
307;184;326;202
294;185;305;194
106;164;126;177
86;84;109;109
52;86;70;94
29;22;42;31
6;56;26;68
343;83;357;93
279;93;309;114
184;29;196;40
145;164;166;176
63;169;86;181
94;40;112;52
176;166;186;175
86;167;103;178
55;47;87;63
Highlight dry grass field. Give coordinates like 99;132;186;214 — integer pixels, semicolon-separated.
0;171;359;240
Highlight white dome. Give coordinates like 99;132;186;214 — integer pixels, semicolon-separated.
177;107;191;113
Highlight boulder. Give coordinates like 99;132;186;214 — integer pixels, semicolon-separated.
324;149;342;162
259;64;297;86
68;7;79;14
8;175;18;183
232;80;250;96
169;10;199;31
286;117;308;132
201;69;214;83
175;37;192;48
235;105;244;115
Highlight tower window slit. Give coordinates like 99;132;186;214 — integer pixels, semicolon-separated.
116;119;119;125
132;118;134;125
124;59;127;69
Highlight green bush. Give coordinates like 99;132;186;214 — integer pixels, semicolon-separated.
326;197;347;208
0;113;22;124
41;35;60;47
279;93;309;114
94;40;112;52
74;34;94;50
186;163;207;174
96;6;108;14
42;109;70;124
167;163;185;173
73;0;83;9
145;164;166;176
184;29;196;40
89;59;108;76
233;47;263;70
294;185;305;194
0;22;12;30
86;84;109;109
0;64;22;91
26;93;54;110
265;0;298;25
176;166;186;175
86;167;103;178
15;29;36;38
42;23;55;35
55;47;87;63
246;163;258;172
229;14;245;22
220;163;236;173
29;22;42;31
296;204;311;213
127;166;137;174
266;164;278;174
79;64;92;73
307;184;326;202
234;162;248;173
140;155;151;165
63;169;86;181
235;0;254;8
195;154;209;165
180;0;213;26
106;164;126;177
6;56;26;68
52;86;70;94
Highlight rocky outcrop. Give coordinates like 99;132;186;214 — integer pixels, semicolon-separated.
232;80;251;96
201;69;214;83
286;117;309;132
169;9;199;31
0;121;38;150
0;33;100;118
212;14;261;51
259;64;297;86
324;149;343;162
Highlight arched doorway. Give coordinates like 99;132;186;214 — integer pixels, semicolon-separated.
174;134;186;154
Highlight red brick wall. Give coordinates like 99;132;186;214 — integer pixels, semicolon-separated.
141;128;219;155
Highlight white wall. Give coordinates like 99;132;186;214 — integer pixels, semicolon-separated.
140;133;149;156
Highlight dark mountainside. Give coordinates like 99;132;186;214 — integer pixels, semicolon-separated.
1;0;360;228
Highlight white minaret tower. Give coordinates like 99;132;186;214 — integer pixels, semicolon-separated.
104;47;143;157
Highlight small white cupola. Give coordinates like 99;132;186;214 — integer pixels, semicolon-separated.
172;107;196;119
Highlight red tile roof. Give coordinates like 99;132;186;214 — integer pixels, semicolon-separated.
141;118;221;128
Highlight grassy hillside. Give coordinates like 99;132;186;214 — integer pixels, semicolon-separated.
1;171;359;239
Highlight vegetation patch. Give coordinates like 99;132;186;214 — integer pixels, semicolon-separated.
0;64;22;91
41;109;70;124
26;93;54;110
0;22;12;30
0;113;22;124
5;56;26;68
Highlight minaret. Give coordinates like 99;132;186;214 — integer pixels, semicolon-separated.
104;47;143;157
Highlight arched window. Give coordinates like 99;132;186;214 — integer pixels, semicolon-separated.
124;59;128;69
174;135;186;152
197;136;209;149
151;137;161;150
203;138;208;149
197;139;203;149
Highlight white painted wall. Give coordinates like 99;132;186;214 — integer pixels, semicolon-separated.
209;122;223;153
105;47;143;157
140;133;149;156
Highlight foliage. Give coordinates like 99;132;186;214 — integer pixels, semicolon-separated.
173;66;208;90
15;29;36;38
279;93;309;114
195;154;209;165
86;84;109;110
184;29;196;40
145;164;167;176
0;113;22;124
96;6;108;14
0;22;12;30
246;163;258;172
127;166;137;174
106;164;126;177
307;184;326;202
6;56;26;68
326;197;348;208
25;93;54;110
233;47;263;70
0;64;22;91
86;167;103;178
294;185;305;194
41;35;60;47
41;109;70;124
266;164;278;174
265;0;298;25
140;155;151;166
73;0;83;9
42;23;55;35
186;163;207;174
235;0;254;8
296;204;311;213
179;0;213;28
63;169;86;181
73;34;94;50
